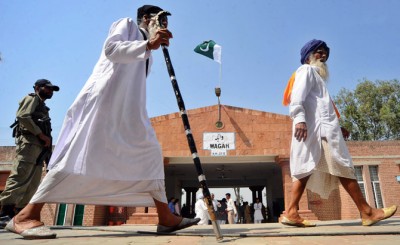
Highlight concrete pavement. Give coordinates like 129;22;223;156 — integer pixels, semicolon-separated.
1;218;399;244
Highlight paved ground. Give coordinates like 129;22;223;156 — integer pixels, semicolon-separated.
1;218;399;244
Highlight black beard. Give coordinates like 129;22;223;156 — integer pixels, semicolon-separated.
39;90;53;99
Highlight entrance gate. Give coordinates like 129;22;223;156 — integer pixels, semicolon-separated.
164;155;284;222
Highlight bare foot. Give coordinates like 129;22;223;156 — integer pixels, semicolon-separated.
12;219;44;233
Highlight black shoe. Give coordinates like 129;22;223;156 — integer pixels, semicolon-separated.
157;218;200;233
0;215;11;229
0;204;16;218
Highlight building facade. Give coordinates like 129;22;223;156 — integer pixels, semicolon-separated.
1;105;399;225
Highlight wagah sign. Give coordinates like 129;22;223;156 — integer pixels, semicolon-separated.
203;132;235;156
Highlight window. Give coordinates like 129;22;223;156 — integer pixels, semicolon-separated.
56;204;67;226
73;205;85;226
354;166;366;198
369;166;383;209
56;203;85;226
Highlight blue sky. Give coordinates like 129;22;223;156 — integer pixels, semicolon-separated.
1;0;400;147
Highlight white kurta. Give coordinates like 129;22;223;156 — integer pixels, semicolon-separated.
289;65;353;180
30;18;166;206
253;203;263;221
195;199;209;225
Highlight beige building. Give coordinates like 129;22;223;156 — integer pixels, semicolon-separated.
1;105;399;225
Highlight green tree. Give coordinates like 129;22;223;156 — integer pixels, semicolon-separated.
334;79;400;140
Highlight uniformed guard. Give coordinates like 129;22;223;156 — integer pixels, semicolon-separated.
0;79;59;228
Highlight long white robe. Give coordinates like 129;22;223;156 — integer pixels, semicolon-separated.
289;64;353;180
195;199;209;225
253;203;263;222
30;18;166;206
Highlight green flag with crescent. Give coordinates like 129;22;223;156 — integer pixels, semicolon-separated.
194;40;222;64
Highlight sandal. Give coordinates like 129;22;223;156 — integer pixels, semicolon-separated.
362;205;397;226
5;218;57;239
281;216;316;227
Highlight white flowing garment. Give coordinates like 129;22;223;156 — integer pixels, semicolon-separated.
253;203;263;221
289;65;354;197
195;199;209;225
30;18;166;206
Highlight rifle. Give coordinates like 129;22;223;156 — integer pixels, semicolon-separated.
10;119;20;138
35;117;52;166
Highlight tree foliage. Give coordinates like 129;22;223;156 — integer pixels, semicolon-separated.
333;79;400;141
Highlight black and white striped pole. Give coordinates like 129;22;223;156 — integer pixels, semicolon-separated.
161;45;223;241
156;11;223;241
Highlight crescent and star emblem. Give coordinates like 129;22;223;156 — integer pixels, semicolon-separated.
199;42;210;52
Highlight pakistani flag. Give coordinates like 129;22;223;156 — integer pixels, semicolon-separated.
194;40;222;64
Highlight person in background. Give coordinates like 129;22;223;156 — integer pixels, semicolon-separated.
0;79;59;228
168;197;176;214
216;198;228;225
211;193;218;212
243;202;252;224
210;193;219;224
195;193;209;225
253;198;263;224
181;204;190;218
225;193;237;224
173;198;181;216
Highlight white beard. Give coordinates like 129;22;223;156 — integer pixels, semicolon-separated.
309;56;329;81
147;18;160;40
148;11;168;40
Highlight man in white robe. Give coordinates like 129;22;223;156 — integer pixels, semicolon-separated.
6;5;199;239
281;39;397;227
194;194;209;225
253;198;263;224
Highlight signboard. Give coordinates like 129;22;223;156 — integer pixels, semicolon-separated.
203;132;235;151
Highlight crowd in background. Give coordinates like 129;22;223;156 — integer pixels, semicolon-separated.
168;193;271;225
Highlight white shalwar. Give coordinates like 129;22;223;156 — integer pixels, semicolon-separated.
289;64;355;199
30;18;167;206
